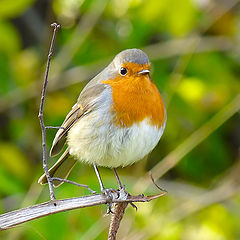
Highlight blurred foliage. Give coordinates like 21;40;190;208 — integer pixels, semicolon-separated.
0;0;240;239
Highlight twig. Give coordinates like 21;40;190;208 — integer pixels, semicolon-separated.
38;23;60;201
108;202;128;240
45;126;65;130
149;172;167;193
0;192;166;230
51;177;96;194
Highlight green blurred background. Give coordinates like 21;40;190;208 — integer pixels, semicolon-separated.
0;0;240;239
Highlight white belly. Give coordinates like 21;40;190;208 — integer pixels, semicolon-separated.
68;114;166;168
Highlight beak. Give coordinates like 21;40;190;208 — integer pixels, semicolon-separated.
137;69;150;75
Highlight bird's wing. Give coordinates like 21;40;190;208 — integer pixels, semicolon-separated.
49;82;107;157
49;103;87;156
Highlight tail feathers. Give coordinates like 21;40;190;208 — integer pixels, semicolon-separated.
38;148;77;187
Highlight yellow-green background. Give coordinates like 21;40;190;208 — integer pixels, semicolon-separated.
0;0;240;239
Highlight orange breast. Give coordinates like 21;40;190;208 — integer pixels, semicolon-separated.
102;63;166;128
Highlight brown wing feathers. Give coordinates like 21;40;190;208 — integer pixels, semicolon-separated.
50;104;85;156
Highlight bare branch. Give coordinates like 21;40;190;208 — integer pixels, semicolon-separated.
45;126;65;130
108;202;128;240
38;23;60;200
0;192;166;231
51;177;96;194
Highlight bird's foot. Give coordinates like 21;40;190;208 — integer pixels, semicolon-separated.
101;186;139;213
118;186;138;211
101;188;119;214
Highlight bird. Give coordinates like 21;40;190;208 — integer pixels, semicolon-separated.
38;48;166;194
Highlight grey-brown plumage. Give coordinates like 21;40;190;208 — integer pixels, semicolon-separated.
38;48;166;187
38;84;107;186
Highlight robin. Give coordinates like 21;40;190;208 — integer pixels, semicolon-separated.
38;48;166;194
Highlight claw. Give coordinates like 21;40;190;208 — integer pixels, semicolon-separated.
118;187;138;211
101;188;118;214
107;202;114;214
130;202;138;211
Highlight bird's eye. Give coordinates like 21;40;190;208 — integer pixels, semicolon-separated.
120;67;127;76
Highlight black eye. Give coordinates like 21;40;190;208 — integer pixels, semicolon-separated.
120;67;127;76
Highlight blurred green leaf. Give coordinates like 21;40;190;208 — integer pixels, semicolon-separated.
0;165;24;194
0;53;15;94
0;142;31;182
12;48;40;86
0;21;20;55
177;132;232;184
0;0;34;19
138;0;167;22
164;0;198;36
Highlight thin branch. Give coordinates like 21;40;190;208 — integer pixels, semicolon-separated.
45;126;65;130
149;172;167;193
0;192;166;231
51;177;96;194
108;202;128;240
38;23;60;201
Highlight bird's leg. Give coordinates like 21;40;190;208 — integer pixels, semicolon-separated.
113;168;138;211
93;164;117;213
93;164;105;191
113;168;124;189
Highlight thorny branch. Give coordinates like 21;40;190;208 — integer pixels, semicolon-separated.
38;23;60;201
0;192;166;231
